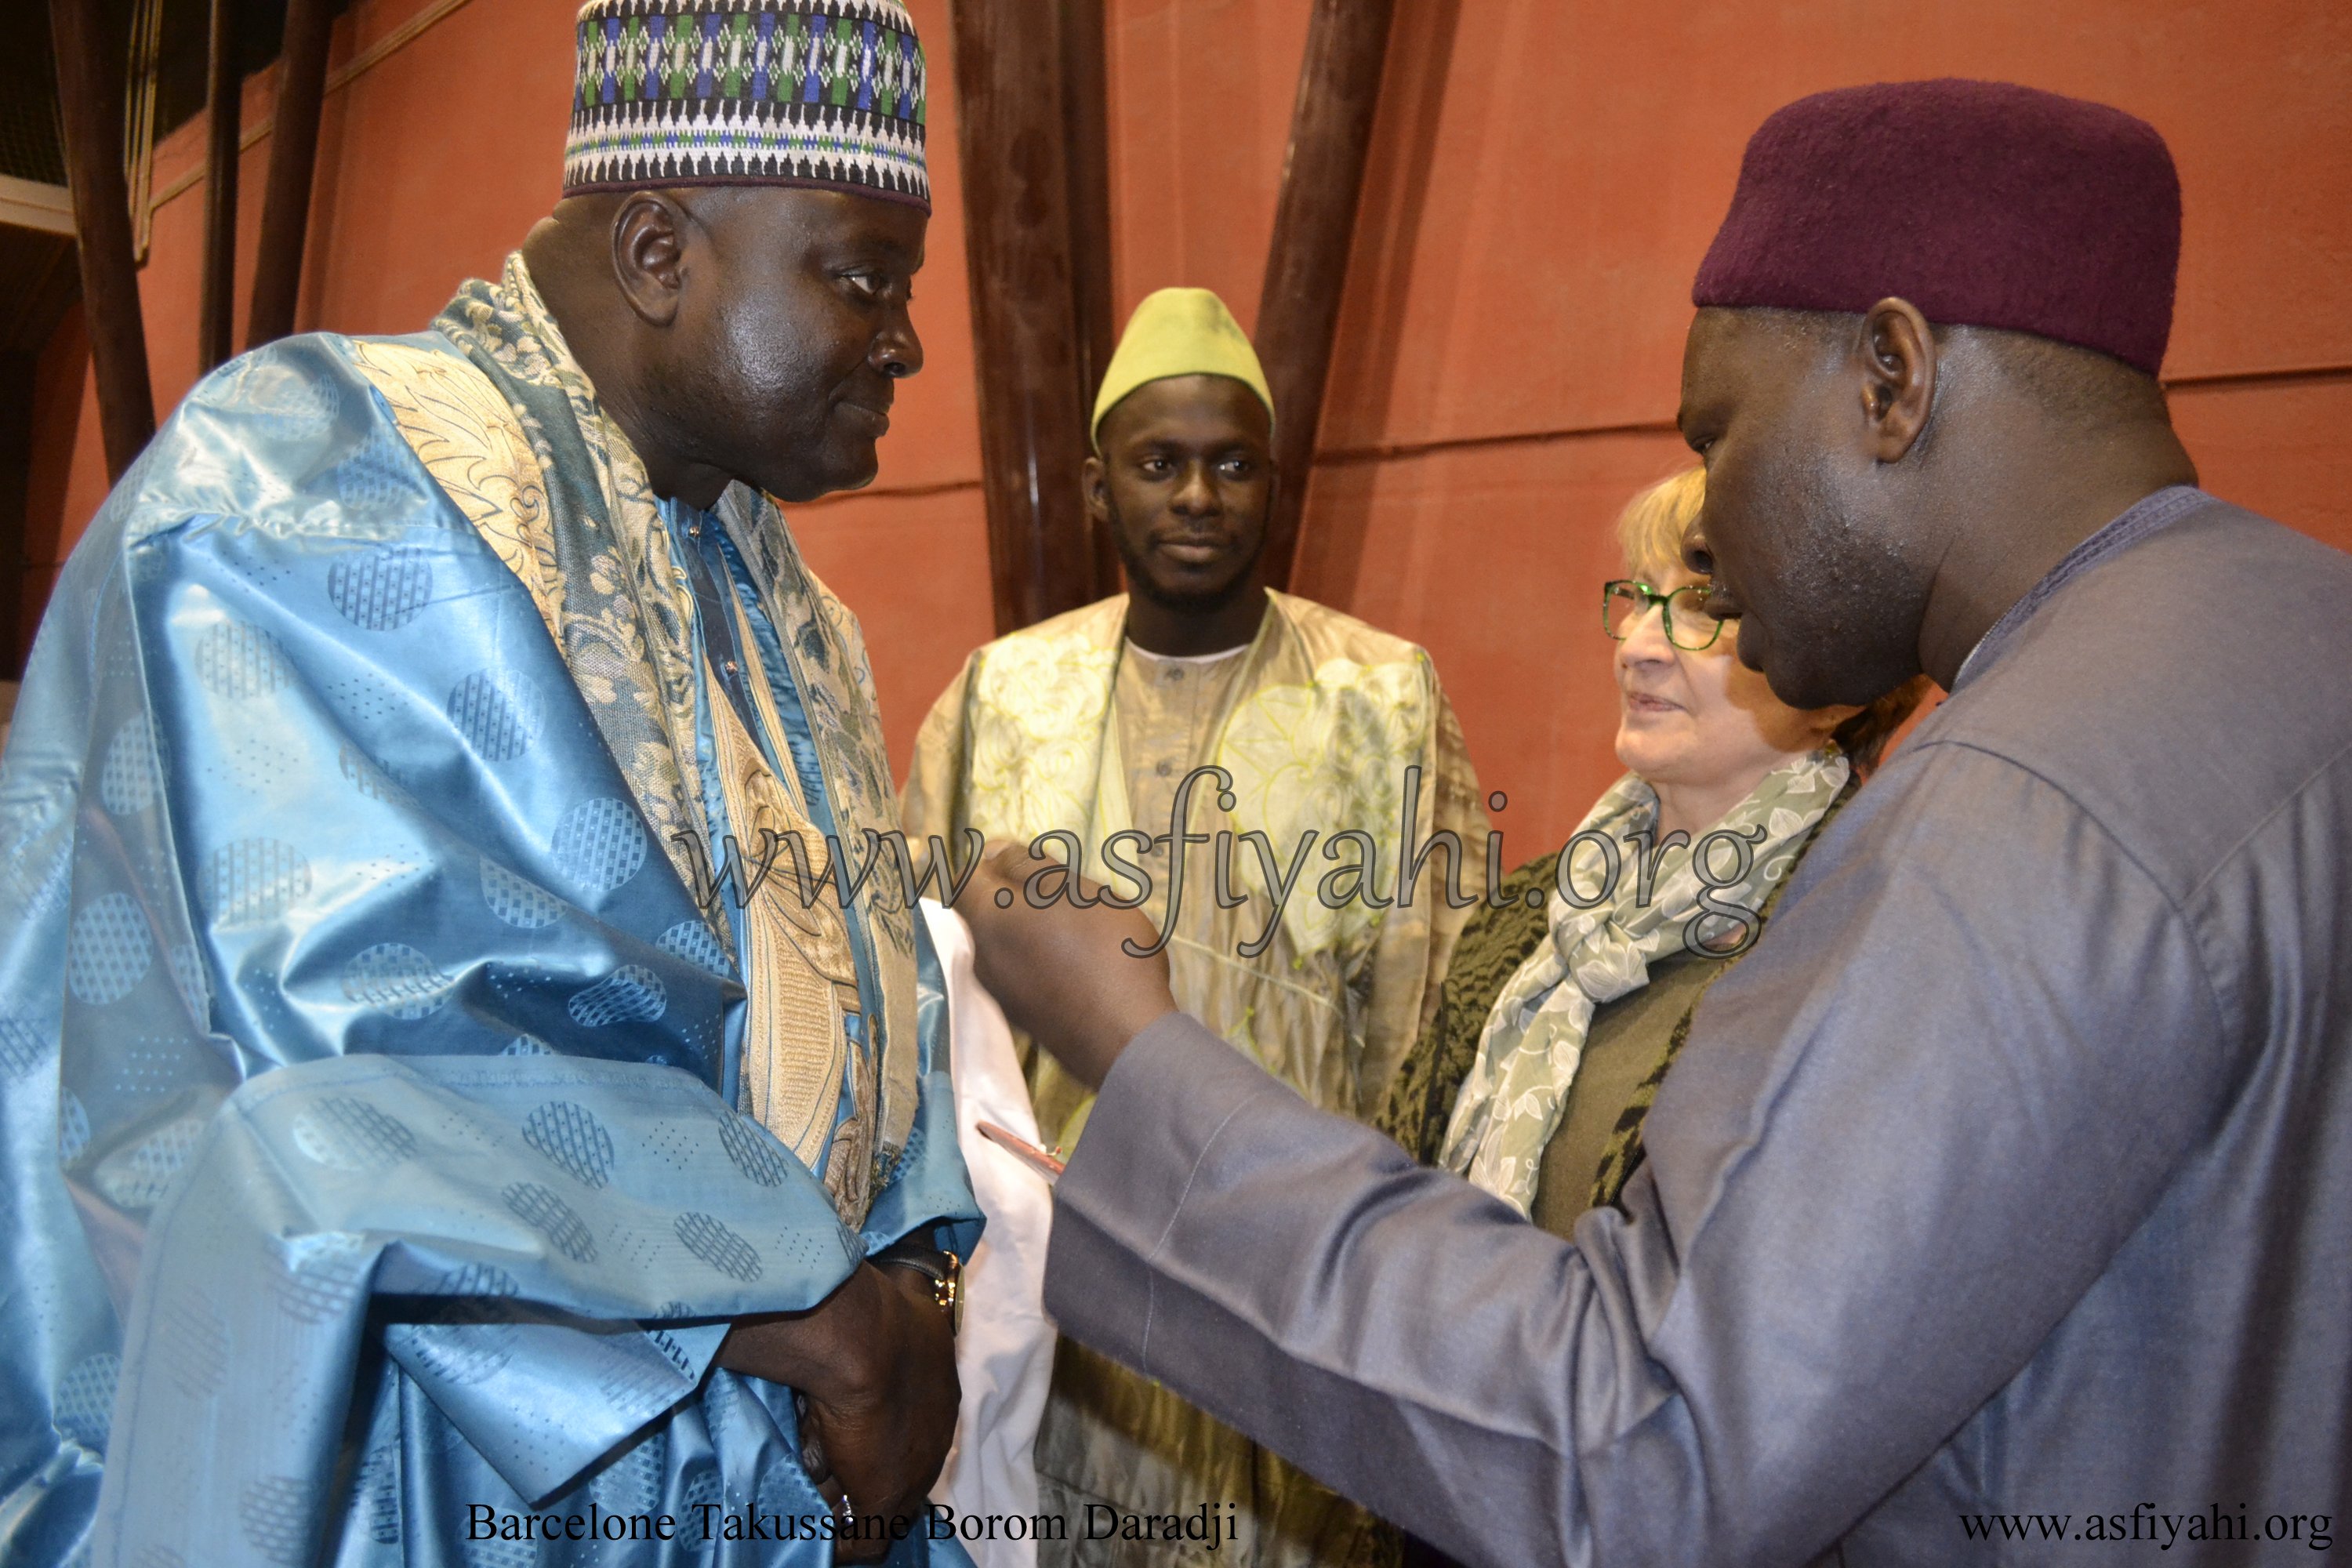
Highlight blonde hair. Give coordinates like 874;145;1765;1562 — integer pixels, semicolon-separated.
1614;466;1709;584
1610;463;1932;776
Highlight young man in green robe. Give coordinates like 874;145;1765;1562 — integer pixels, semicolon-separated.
903;289;1486;1567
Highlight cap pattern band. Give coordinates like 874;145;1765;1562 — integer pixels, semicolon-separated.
564;0;928;211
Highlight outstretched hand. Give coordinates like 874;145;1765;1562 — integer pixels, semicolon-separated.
715;1261;957;1561
960;841;1178;1091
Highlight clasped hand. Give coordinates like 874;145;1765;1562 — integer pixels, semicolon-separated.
714;1259;957;1562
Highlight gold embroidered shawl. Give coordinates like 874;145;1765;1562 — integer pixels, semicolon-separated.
341;256;920;1220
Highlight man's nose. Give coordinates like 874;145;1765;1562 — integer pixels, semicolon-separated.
1170;464;1220;515
873;309;924;379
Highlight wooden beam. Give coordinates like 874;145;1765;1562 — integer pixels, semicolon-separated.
49;0;156;482
198;0;241;373
0;176;77;238
0;234;76;677
0;348;34;680
950;0;1098;633
246;0;334;348
1057;0;1121;598
1254;0;1398;592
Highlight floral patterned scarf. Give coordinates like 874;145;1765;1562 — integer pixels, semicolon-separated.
1439;746;1849;1214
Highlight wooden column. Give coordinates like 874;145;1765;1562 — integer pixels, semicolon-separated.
1254;0;1398;591
49;0;157;481
951;0;1098;633
1058;0;1121;598
246;0;334;348
0;350;36;677
198;0;242;372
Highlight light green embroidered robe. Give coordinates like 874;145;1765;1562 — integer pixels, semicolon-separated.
901;590;1486;1568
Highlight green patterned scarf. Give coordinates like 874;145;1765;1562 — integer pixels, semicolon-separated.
1439;747;1848;1214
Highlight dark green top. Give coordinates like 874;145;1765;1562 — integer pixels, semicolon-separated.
1526;947;1728;1235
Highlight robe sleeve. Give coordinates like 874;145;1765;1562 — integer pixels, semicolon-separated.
898;658;978;852
1352;663;1490;1119
860;902;986;1261
1043;742;2234;1566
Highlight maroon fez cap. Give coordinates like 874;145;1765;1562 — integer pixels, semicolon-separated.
1693;79;2181;374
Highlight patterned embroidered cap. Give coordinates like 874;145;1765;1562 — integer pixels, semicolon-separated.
564;0;929;212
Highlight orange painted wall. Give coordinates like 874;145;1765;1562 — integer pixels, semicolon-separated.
23;0;2352;853
1101;0;2352;850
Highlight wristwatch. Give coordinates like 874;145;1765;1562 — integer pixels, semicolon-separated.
873;1237;962;1332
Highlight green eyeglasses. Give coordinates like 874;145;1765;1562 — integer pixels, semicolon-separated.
1602;579;1725;652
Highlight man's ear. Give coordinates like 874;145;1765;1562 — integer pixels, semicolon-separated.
1082;454;1111;524
609;192;692;328
1857;297;1937;464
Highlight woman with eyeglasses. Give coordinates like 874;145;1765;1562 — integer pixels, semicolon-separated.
1378;466;1930;1240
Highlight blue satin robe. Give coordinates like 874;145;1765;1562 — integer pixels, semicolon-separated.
0;337;978;1566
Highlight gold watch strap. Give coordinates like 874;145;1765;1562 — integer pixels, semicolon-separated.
873;1240;961;1323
